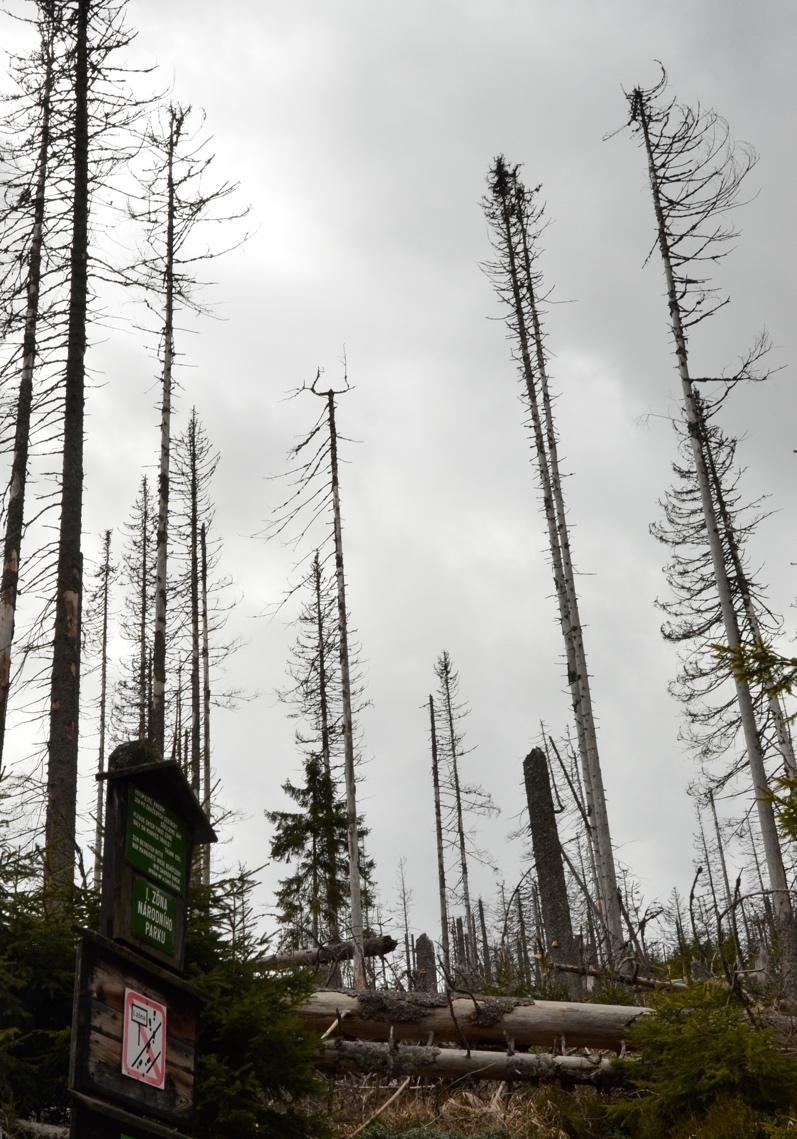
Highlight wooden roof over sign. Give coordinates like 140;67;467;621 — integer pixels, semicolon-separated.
99;748;217;846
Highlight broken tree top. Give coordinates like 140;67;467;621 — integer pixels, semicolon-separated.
99;743;217;847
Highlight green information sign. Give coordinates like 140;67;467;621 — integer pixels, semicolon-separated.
131;875;178;957
126;787;188;895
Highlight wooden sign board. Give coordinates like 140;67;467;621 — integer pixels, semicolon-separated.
70;929;202;1128
71;1092;196;1139
99;756;215;972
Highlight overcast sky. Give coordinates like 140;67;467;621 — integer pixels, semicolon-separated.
5;0;797;946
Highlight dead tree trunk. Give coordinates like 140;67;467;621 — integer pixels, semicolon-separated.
327;390;366;986
478;898;492;984
523;747;579;995
429;693;450;976
188;413;200;795
414;933;438;993
632;82;792;942
296;989;649;1050
93;530;112;888
439;655;477;970
200;521;211;885
318;1038;618;1086
313;550;342;947
0;8;56;772
484;161;622;951
258;934;397;970
44;0;89;903
150;107;186;757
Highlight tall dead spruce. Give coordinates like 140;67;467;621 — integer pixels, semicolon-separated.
625;71;793;965
43;0;140;900
0;1;64;770
483;158;623;953
44;0;92;899
269;369;368;986
133;104;245;757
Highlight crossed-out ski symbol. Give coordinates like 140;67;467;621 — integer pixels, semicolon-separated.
122;989;167;1089
131;1005;162;1076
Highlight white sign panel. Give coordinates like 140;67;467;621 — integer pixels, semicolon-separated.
121;987;167;1089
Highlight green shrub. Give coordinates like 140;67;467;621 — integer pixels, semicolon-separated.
610;984;797;1137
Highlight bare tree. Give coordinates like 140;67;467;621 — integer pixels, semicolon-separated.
131;104;245;757
428;692;450;976
267;373;372;985
0;1;66;771
483;158;622;950
625;71;792;955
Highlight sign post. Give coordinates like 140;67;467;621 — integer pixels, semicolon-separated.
69;741;216;1138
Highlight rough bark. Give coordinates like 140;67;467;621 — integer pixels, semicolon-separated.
414;933;438;993
296;989;648;1050
524;747;579;995
44;0;89;902
317;1038;619;1086
327;391;366;986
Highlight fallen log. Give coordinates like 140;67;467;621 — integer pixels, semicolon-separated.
318;1038;620;1086
258;934;397;970
297;989;649;1050
536;956;687;991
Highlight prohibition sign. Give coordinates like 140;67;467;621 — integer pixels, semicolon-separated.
121;987;167;1089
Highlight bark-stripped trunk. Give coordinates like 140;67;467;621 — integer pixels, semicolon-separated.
398;860;412;988
327;392;366;986
138;476;150;738
478;897;492;983
200;521;211;885
297;989;648;1050
0;10;56;773
93;530;111;889
490;167;622;951
44;0;89;903
259;934;396;970
188;414;200;795
439;658;477;971
150;108;185;757
429;693;450;976
708;789;742;964
635;96;791;931
313;550;341;946
318;1039;618;1086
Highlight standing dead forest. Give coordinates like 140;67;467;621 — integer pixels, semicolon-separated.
1;2;797;1138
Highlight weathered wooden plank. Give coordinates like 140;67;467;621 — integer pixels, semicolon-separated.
71;1091;197;1138
70;933;201;1126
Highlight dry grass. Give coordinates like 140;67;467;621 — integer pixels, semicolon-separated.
317;1076;613;1139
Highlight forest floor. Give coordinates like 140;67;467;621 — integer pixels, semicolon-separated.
318;1077;616;1139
